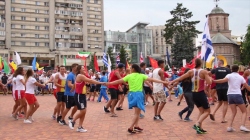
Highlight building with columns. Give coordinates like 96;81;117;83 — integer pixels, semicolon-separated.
0;0;104;69
208;4;240;65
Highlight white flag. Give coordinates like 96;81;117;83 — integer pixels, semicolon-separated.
201;17;214;62
107;54;112;73
15;52;22;65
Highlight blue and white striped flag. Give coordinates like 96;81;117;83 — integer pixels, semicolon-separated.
102;52;108;67
201;17;214;62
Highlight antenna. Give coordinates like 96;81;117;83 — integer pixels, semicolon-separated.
214;0;220;7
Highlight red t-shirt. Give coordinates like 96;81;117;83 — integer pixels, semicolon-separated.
108;70;120;89
210;75;216;89
164;72;169;78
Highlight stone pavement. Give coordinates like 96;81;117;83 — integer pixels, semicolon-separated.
0;94;250;140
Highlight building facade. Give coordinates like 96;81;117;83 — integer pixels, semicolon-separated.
0;0;104;68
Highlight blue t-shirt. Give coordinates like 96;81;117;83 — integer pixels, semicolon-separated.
64;72;75;96
100;75;108;88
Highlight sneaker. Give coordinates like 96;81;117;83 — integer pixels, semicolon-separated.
51;115;56;120
178;112;183;120
103;106;110;113
177;102;180;106
87;98;90;101
184;118;192;122
134;127;143;132
128;128;136;134
91;99;94;101
59;120;67;125
12;114;18;120
68;116;73;120
145;102;149;106
23;119;32;124
158;115;163;120
57;116;62;123
140;114;144;118
192;125;203;134
227;127;236;132
68;120;75;129
240;125;250;132
116;107;123;111
77;127;87;133
154;116;160;120
200;129;207;133
29;116;34;122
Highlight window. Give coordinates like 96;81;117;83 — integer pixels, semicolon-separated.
21;25;25;29
45;18;49;22
35;18;39;21
21;16;26;20
0;31;5;36
11;24;15;29
45;26;49;30
0;23;5;28
94;0;98;4
35;26;40;30
21;0;26;4
35;34;39;38
11;0;15;3
88;44;90;48
11;41;15;45
21;8;26;12
45;35;49;38
35;42;39;46
11;7;15;11
21;33;25;37
11;16;15;20
96;37;99;41
21;42;25;46
45;43;49;47
35;1;40;5
35;10;39;13
44;2;49;6
87;0;90;3
45;10;49;14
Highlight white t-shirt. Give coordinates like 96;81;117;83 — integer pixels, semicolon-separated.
225;72;245;95
152;68;163;93
51;73;57;89
25;77;37;94
15;75;25;90
12;77;16;92
144;73;152;87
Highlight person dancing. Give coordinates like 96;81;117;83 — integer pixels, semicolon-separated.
106;64;169;134
170;59;212;134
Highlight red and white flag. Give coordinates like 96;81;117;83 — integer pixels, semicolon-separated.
140;52;144;63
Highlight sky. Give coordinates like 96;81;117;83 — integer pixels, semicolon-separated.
104;0;250;45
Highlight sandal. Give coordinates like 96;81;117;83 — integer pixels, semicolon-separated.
110;114;118;117
209;114;215;121
221;120;227;123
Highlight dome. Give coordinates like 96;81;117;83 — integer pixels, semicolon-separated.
210;6;225;14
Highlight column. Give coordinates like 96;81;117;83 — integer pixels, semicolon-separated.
49;0;55;50
5;0;11;49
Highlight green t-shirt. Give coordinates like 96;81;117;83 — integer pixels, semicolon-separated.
123;73;148;92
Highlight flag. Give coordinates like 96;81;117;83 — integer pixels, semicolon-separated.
116;53;120;65
32;55;37;70
93;53;99;72
140;52;144;63
15;52;22;65
3;59;10;74
148;57;158;69
107;54;112;73
126;61;130;69
36;62;44;70
166;48;171;67
76;52;91;59
63;56;66;66
102;52;108;67
201;17;214;62
190;52;201;65
0;56;2;70
213;54;218;68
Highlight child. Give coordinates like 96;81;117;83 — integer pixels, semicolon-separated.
97;71;109;102
176;84;184;106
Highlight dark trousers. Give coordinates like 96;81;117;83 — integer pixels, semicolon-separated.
180;91;194;119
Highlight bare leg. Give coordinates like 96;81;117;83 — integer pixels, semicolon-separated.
110;99;118;115
78;109;87;128
70;106;78;118
237;104;247;126
196;107;210;129
25;104;34;120
212;101;222;116
154;102;159;116
222;101;228;122
129;107;141;129
29;101;40;117
157;102;166;115
228;104;237;127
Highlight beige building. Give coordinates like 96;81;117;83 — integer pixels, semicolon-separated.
0;0;104;69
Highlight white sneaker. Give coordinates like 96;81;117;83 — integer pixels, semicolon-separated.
29;116;34;122
24;119;32;124
68;120;75;129
145;102;149;106
227;127;236;132
240;126;250;132
77;127;87;133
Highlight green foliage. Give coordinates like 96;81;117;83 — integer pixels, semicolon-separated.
107;47;116;69
88;53;94;71
164;65;169;71
164;3;201;68
233;60;243;65
119;46;126;64
241;25;250;65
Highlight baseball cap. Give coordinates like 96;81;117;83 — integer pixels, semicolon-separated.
118;63;125;68
145;68;149;71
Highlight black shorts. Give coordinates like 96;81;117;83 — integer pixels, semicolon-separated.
74;94;87;110
123;86;128;94
144;86;152;94
216;89;228;101
109;88;118;100
192;91;210;109
95;85;101;92
65;95;75;109
247;90;250;96
90;86;96;92
57;92;65;102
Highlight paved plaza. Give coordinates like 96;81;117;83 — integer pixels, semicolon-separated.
0;94;249;140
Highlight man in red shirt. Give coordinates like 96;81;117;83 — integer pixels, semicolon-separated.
103;63;125;117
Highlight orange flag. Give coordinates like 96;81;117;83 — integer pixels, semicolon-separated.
148;57;158;69
126;61;130;69
94;53;99;72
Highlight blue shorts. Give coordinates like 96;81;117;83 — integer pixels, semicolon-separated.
228;94;244;105
127;91;145;112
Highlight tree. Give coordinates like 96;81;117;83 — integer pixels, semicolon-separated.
164;3;201;68
107;47;116;69
241;25;250;65
119;46;126;64
88;53;94;71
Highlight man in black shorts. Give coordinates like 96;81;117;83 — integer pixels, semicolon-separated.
209;60;231;123
144;68;154;105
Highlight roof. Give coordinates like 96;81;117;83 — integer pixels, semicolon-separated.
212;33;237;45
210;6;225;14
126;22;150;32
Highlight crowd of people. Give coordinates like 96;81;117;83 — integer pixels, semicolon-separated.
1;58;250;134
